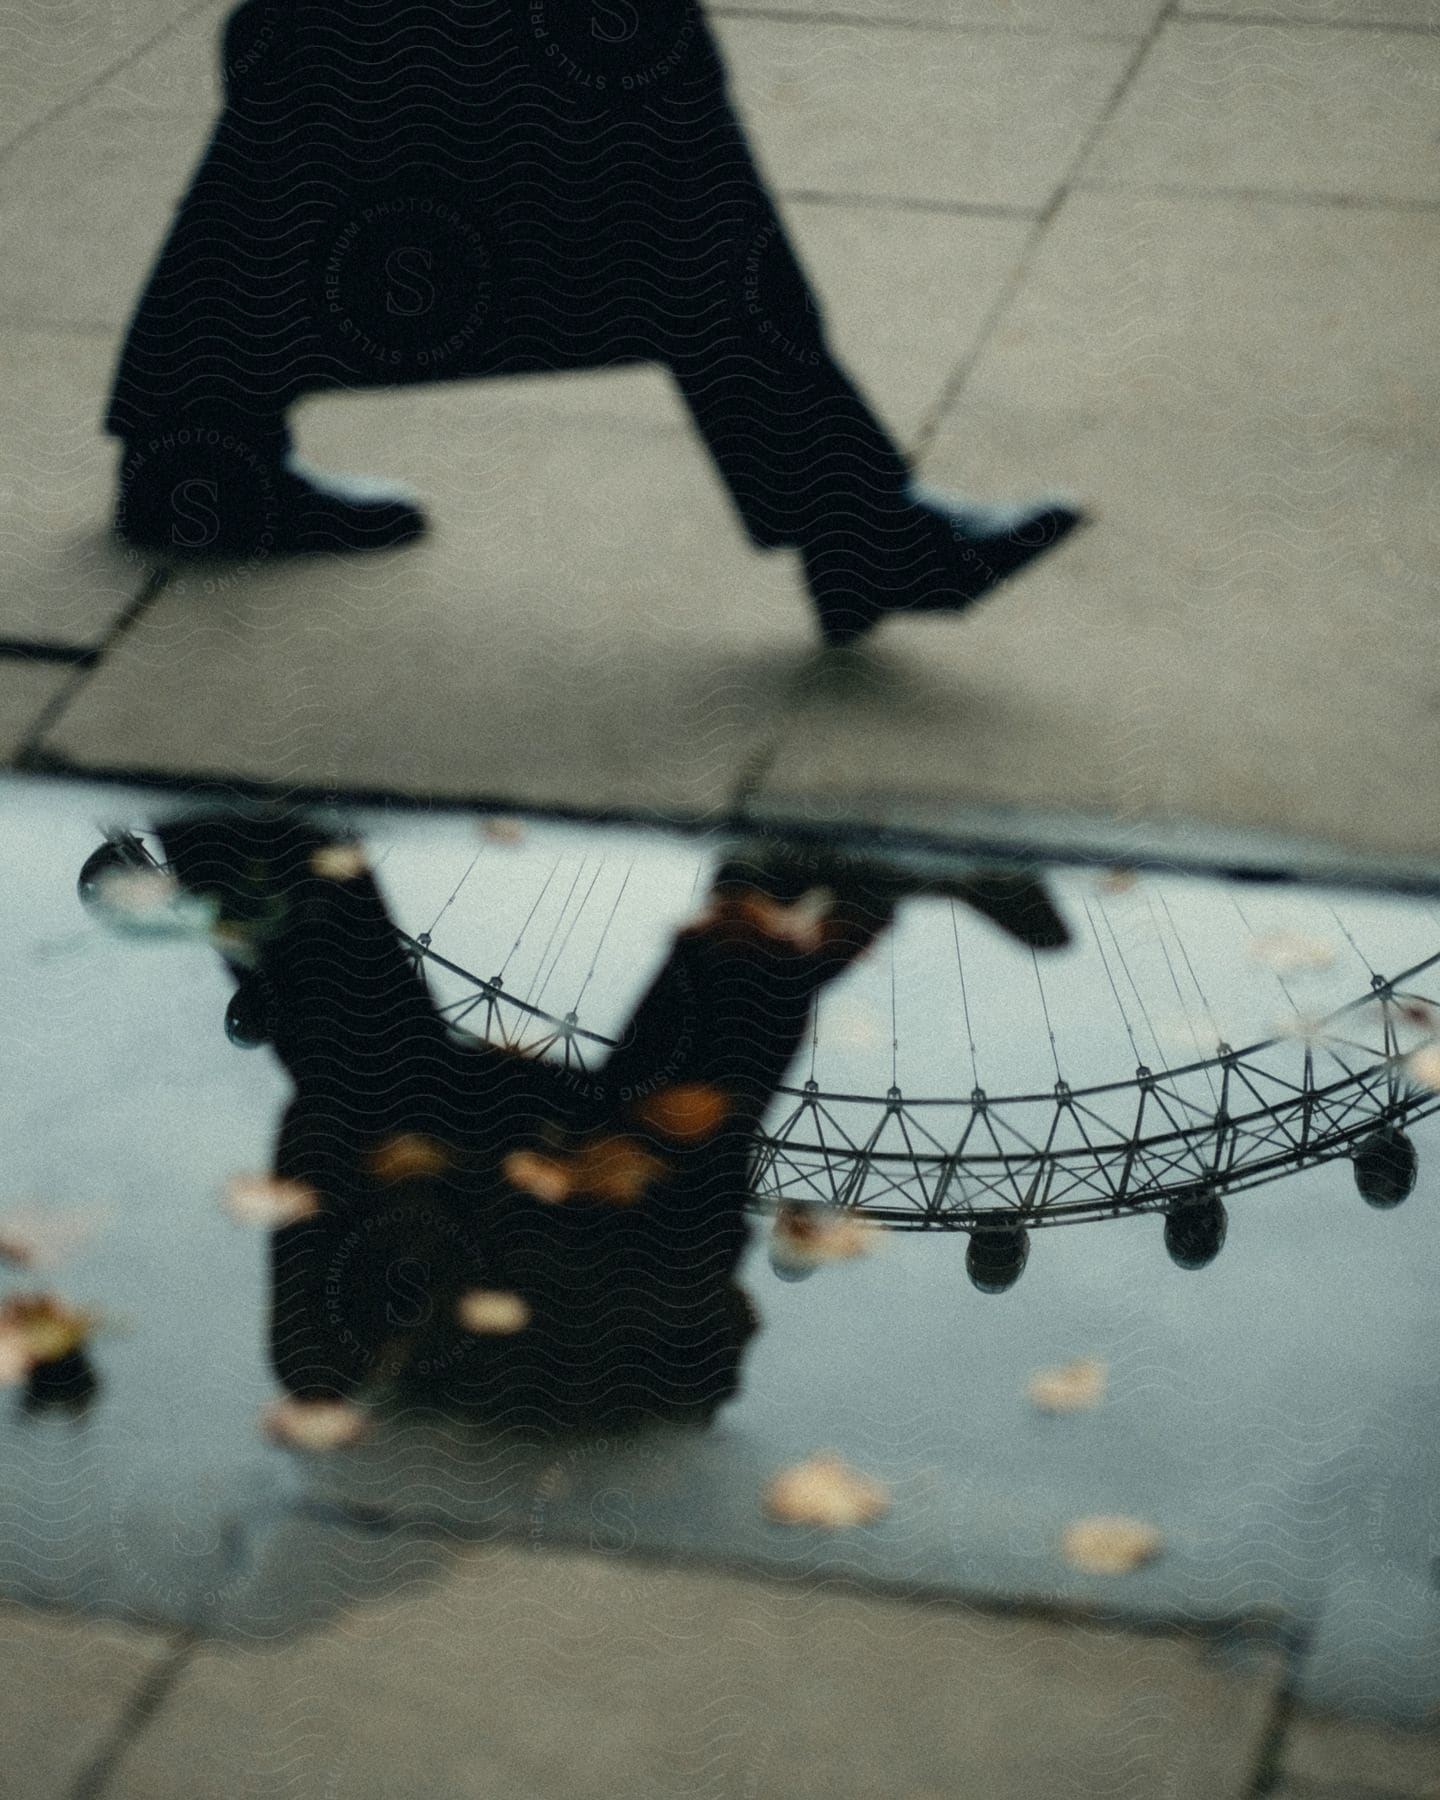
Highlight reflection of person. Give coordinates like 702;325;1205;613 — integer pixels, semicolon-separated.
109;0;1083;645
157;810;1067;1434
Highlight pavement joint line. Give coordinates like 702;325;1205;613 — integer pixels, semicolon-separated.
908;0;1176;464
1177;10;1440;36
1072;179;1440;214
1265;1781;1428;1800
15;764;1440;896
0;0;225;169
11;564;169;768
67;1631;196;1800
1244;1621;1314;1798
712;5;1147;40
781;187;1042;221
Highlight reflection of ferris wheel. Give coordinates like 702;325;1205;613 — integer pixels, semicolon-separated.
80;831;1440;1293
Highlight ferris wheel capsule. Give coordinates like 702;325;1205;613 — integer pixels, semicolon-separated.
224;979;273;1049
1163;1193;1227;1270
1353;1125;1418;1209
76;834;155;909
965;1226;1029;1294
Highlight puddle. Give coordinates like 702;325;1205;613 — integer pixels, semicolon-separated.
3;773;1439;1718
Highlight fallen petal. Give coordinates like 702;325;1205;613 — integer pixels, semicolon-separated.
763;1453;891;1529
223;1175;322;1228
261;1397;371;1452
1061;1515;1163;1575
456;1289;532;1335
480;817;527;846
1027;1357;1107;1415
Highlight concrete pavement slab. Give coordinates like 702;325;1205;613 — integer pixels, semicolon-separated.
749;191;1440;862
105;1543;1283;1800
1082;21;1440;204
712;16;1136;211
32;380;815;817
1283;1708;1440;1795
0;1599;175;1800
0;0;202;154
0;332;156;648
0;100;211;335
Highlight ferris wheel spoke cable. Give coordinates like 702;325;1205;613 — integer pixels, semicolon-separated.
1147;893;1220;1108
522;859;589;1003
1082;895;1143;1067
423;848;483;942
534;862;603;1012
1095;895;1166;1067
1029;946;1063;1086
948;903;981;1090
572;861;634;1014
498;859;560;981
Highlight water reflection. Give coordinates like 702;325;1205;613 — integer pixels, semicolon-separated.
75;806;1069;1441
5;783;1440;1714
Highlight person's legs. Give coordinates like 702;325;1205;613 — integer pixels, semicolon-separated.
661;114;1083;645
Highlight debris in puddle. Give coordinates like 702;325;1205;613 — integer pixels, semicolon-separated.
456;1289;532;1335
260;1397;372;1452
309;844;369;882
1061;1515;1163;1575
763;1453;891;1528
1026;1357;1107;1414
223;1175;322;1228
769;1203;886;1278
1247;932;1337;977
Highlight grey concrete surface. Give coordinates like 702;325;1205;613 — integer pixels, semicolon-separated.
0;660;71;756
0;1599;175;1800
101;1546;1284;1800
0;0;1434;871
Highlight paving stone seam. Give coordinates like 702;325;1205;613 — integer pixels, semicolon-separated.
67;1634;197;1800
780;187;1044;221
1178;11;1440;37
10;567;169;766
711;5;1153;41
905;0;1178;465
1072;179;1440;213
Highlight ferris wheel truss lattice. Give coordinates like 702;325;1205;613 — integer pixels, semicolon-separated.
78;834;1440;1237
406;925;1440;1233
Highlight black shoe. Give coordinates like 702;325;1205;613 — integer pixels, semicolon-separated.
806;486;1087;649
116;444;428;561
